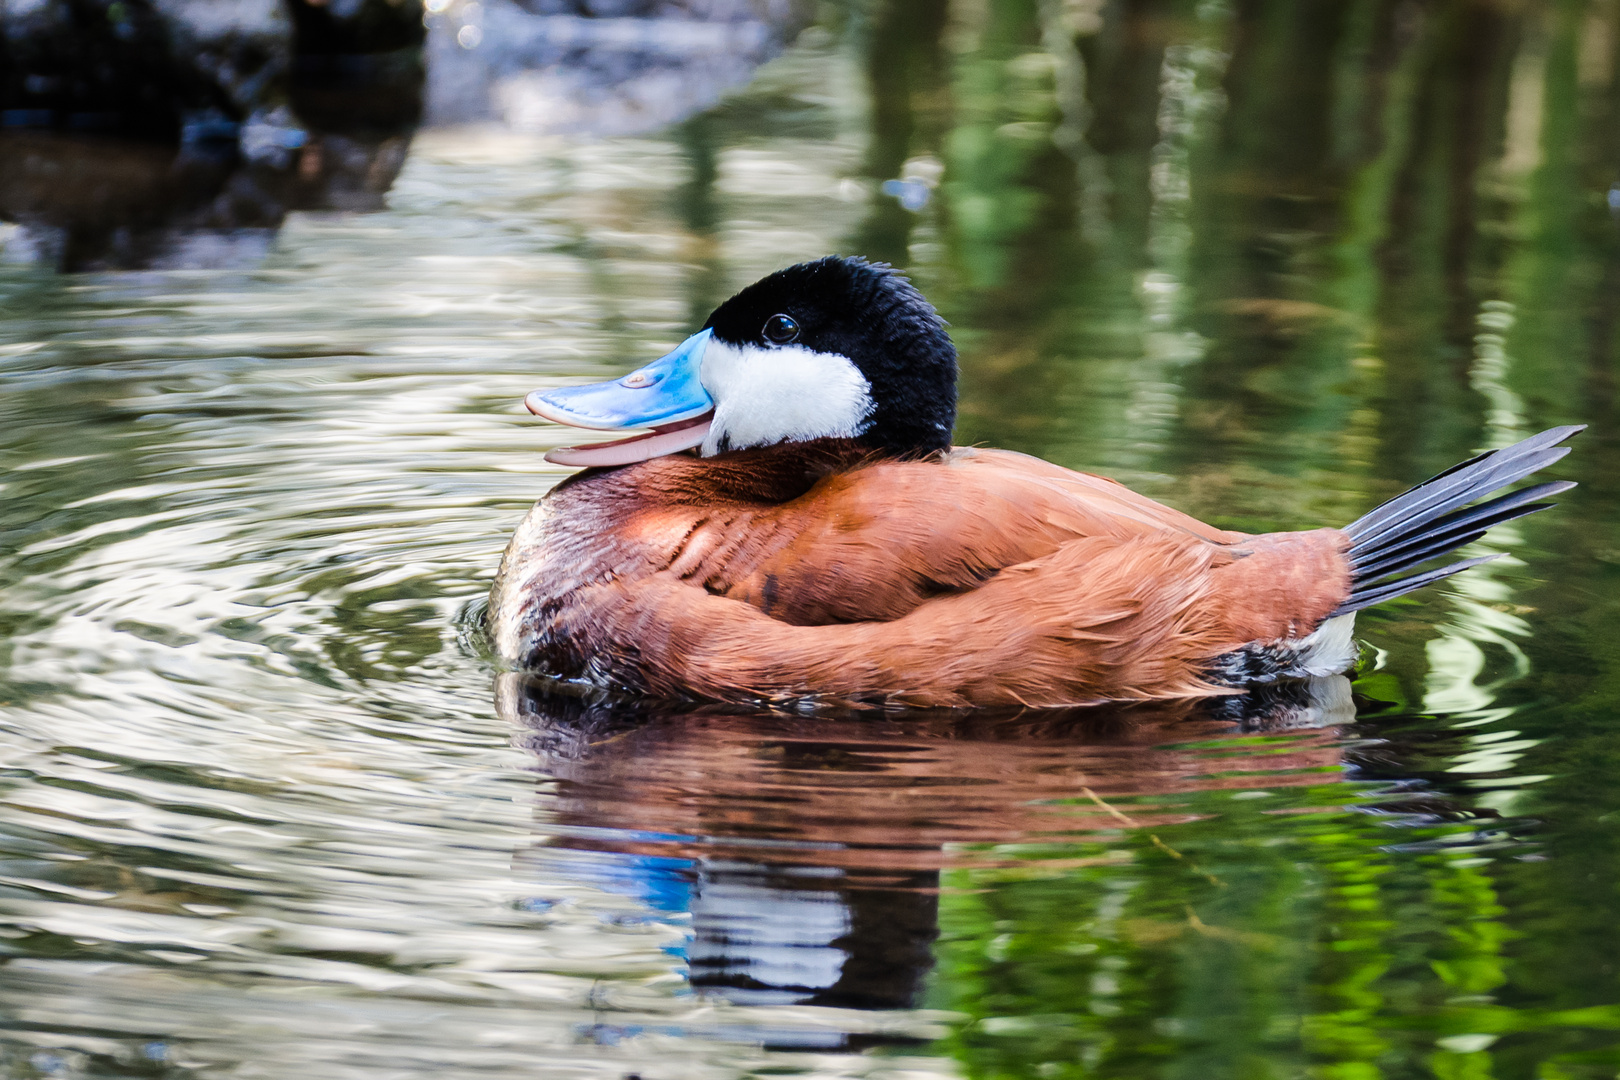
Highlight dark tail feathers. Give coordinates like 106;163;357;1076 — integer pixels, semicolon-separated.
1333;425;1582;616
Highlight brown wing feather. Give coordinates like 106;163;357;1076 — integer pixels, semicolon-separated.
715;447;1250;624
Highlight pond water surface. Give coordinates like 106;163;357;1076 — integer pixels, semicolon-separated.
4;3;1620;1078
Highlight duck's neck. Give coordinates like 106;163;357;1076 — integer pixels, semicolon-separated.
561;438;928;507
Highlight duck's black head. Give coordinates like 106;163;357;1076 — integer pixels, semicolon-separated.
699;256;957;457
526;256;958;467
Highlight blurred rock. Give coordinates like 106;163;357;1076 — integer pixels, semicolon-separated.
0;0;286;141
287;0;425;135
424;0;809;135
0;0;810;269
0;0;424;270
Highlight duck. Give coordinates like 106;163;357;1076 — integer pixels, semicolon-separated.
487;256;1580;709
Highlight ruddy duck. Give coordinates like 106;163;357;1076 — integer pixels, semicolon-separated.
488;256;1578;708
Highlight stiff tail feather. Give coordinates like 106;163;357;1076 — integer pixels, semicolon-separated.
1332;425;1582;616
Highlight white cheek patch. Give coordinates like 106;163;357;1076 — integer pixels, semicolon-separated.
699;340;875;455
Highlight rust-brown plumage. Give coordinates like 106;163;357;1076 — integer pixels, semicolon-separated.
489;439;1355;707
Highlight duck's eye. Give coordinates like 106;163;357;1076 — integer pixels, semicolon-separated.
762;313;800;345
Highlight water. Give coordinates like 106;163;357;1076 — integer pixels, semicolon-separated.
3;3;1620;1077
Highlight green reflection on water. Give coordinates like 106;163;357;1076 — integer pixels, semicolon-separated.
846;0;1619;1075
0;0;1617;1077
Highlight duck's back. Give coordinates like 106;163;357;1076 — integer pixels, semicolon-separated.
488;442;1352;707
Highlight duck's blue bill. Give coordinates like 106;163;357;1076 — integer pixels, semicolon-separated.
525;329;713;431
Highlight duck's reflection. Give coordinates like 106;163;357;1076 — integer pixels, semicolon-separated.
498;673;1357;1040
562;849;939;1013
